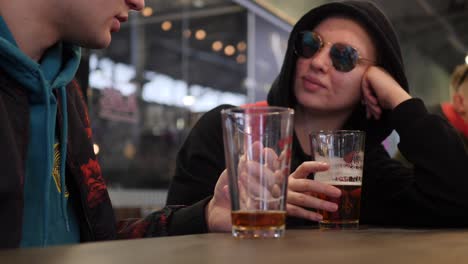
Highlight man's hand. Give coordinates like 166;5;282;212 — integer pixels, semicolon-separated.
205;169;232;232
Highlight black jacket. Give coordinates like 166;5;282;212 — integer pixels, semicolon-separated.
0;70;208;248
167;1;468;227
167;100;468;227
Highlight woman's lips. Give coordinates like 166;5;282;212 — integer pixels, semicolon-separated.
302;76;326;92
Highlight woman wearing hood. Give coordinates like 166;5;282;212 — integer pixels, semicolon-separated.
168;0;468;228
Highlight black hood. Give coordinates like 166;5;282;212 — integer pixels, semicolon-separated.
267;0;409;144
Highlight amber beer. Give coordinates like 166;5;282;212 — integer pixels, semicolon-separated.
317;182;361;229
231;210;286;238
310;130;365;229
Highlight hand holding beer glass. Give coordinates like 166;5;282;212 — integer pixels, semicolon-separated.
310;130;365;229
221;107;294;238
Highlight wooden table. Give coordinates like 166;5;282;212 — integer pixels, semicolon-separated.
1;228;468;263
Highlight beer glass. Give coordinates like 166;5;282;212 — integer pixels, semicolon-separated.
221;107;294;238
310;130;365;229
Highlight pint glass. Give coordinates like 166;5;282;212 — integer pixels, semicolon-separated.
221;107;294;238
310;130;365;229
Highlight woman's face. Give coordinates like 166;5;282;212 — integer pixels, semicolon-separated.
293;17;377;114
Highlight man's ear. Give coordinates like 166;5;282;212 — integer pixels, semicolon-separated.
452;92;466;114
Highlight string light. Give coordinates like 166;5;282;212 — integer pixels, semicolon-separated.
161;21;172;31
237;41;247;52
212;41;223;52
236;54;246;64
195;29;207;40
141;7;153;17
224;45;236;56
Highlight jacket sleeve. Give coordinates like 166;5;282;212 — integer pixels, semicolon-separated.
117;197;210;238
361;98;468;227
166;105;232;205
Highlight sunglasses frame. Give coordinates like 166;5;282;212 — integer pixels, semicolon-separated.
294;31;375;72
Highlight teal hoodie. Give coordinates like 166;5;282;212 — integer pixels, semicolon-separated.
0;16;81;247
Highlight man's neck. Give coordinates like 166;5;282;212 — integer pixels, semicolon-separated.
0;1;59;61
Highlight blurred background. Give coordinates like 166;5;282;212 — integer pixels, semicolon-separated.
75;0;468;219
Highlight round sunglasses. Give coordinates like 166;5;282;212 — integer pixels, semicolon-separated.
294;31;375;72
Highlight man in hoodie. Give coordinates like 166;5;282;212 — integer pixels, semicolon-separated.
0;0;231;249
167;1;468;227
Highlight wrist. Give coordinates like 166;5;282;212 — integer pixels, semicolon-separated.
205;198;214;232
390;91;412;109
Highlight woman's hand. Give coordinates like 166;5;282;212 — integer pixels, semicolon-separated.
287;162;341;222
361;66;412;120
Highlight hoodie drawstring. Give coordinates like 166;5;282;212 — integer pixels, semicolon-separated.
41;76;51;246
59;86;70;232
41;77;70;246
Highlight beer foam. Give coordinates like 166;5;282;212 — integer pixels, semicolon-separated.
315;153;364;167
321;181;361;186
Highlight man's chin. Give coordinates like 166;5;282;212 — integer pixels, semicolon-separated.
82;36;112;49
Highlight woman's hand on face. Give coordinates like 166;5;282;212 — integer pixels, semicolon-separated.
361;66;412;120
287;162;341;222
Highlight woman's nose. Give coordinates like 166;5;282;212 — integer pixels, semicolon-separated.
308;45;332;73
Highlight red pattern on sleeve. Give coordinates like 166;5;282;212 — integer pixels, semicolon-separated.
80;158;108;208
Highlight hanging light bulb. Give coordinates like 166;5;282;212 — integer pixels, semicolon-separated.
224;45;236;56
237;41;247;52
161;21;172;31
141;7;153;17
212;41;223;52
236;54;246;64
195;29;207;40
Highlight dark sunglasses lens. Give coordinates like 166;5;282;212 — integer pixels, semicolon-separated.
330;43;359;72
297;32;321;58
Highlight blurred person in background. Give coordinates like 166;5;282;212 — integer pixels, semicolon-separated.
424;64;467;149
0;0;230;249
443;64;468;148
167;0;468;228
395;64;468;166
